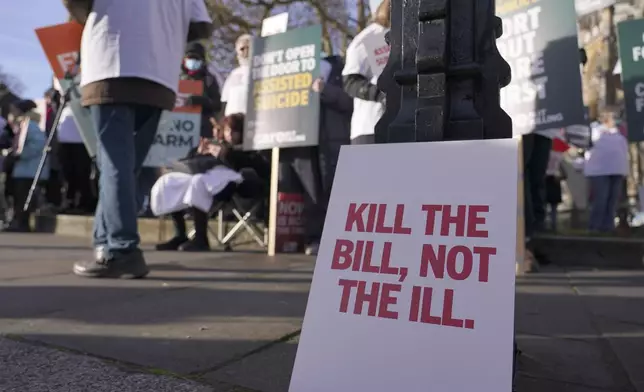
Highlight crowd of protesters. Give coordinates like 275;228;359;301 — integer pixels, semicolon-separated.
524;107;630;271
0;0;632;279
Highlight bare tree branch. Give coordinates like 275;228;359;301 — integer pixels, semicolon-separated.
204;0;368;77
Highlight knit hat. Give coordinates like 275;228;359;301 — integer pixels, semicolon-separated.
12;99;37;115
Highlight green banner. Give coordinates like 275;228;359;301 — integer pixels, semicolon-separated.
618;19;644;142
244;25;321;150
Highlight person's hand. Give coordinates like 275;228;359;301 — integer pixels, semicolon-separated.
207;143;222;157
312;78;324;93
197;137;210;154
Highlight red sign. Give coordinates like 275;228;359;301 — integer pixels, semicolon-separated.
276;192;305;253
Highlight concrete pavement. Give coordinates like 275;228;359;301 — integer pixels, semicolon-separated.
0;233;642;391
515;268;644;392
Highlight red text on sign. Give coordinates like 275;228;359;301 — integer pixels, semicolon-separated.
421;204;489;237
331;239;409;282
338;279;402;320
344;203;412;234
420;244;497;282
374;45;390;56
408;286;475;329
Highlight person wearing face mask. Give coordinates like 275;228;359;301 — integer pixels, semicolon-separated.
342;0;390;145
221;34;252;116
181;42;222;135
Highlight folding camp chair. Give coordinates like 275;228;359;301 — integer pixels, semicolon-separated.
219;195;267;249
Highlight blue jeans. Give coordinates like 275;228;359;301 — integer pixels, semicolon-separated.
90;104;162;257
588;175;624;232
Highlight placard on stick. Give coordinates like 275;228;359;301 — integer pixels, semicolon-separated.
289;140;519;391
35;22;98;158
143;80;202;167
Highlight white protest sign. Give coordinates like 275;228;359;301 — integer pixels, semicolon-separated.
290;140;519;392
363;29;390;78
143;80;202;167
261;12;289;37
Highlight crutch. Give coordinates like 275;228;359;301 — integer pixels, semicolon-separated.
23;71;77;212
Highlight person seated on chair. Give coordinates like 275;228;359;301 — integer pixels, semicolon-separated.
154;113;268;252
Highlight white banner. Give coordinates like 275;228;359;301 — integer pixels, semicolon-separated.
143;111;200;167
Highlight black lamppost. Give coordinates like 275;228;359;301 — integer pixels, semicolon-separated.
376;0;512;142
375;0;516;387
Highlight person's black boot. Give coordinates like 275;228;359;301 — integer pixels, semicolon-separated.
179;237;210;252
73;248;149;279
155;236;188;251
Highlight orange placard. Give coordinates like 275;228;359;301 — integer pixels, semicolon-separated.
35;22;83;79
174;80;204;114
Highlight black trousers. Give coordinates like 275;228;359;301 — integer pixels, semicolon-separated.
522;133;552;238
171;208;209;240
280;147;328;244
45;170;62;207
59;143;94;211
12;178;36;227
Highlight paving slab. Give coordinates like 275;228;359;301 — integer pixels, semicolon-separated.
205;336;299;392
0;233;313;376
3;283;308;373
514;375;624;392
569;270;644;392
516;268;638;392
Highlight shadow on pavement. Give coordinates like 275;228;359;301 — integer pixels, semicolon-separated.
0;285;310;323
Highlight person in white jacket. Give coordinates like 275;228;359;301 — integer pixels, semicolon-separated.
221;34;252;116
341;0;389;144
584;109;629;233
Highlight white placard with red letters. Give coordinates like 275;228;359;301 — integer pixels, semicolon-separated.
289;139;519;392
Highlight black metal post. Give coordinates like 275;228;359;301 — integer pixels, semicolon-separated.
376;0;516;388
376;0;512;142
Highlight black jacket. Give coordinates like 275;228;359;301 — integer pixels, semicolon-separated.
318;56;353;193
218;144;270;181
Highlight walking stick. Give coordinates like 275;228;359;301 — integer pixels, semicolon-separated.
23;74;75;212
